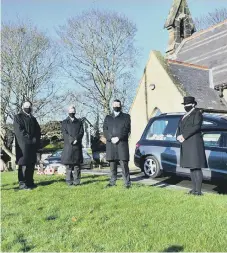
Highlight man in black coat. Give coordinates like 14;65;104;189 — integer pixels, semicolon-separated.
176;96;207;195
14;101;41;190
61;106;84;186
103;99;131;188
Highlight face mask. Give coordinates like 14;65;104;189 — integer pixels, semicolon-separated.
24;108;31;114
113;107;121;112
184;106;193;112
69;113;75;118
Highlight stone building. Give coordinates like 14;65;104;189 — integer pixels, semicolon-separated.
129;0;227;165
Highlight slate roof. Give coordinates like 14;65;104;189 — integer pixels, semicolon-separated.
167;60;227;110
175;20;227;87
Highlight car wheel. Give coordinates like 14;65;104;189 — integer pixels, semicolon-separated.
143;156;162;178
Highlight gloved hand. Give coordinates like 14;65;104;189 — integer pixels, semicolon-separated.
73;140;77;145
111;137;119;144
177;135;185;143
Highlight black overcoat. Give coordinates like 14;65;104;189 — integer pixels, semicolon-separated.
103;112;131;161
61;117;84;165
14;112;41;166
176;108;208;168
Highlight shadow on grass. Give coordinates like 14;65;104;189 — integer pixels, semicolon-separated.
36;178;65;186
81;178;109;185
212;183;227;194
82;174;106;179
161;245;184;252
14;234;35;252
151;176;184;188
1;186;19;191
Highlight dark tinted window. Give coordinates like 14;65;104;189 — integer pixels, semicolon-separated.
222;132;227;148
145;117;179;141
203;133;221;147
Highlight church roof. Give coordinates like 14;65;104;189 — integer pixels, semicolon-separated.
175;20;227;87
168;60;227;110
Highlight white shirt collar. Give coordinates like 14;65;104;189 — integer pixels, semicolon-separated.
69;116;75;121
113;111;120;117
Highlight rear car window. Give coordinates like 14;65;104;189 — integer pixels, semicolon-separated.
145;117;179;141
203;133;221;147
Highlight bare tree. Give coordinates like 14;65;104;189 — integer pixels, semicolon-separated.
1;20;68;163
194;7;227;31
58;9;138;118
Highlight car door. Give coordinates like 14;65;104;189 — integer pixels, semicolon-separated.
142;116;181;174
202;131;226;180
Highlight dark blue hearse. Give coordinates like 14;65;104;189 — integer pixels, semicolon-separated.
134;111;227;181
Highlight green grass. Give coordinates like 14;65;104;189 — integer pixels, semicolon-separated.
43;142;64;150
1;172;227;252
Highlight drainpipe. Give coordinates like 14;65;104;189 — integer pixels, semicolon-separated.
144;67;149;122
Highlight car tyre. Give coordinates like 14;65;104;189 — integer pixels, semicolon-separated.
143;156;162;178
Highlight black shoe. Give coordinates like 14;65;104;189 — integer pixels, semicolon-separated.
105;183;116;188
19;185;32;190
187;190;195;195
73;183;81;186
125;185;131;189
24;186;32;190
193;191;203;196
28;184;37;189
19;184;26;190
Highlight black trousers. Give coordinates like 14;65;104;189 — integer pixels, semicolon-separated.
18;165;35;186
109;160;131;187
190;168;203;193
66;164;81;185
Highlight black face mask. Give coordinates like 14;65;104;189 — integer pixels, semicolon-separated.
113;107;121;112
69;113;75;118
24;108;31;114
184;106;193;112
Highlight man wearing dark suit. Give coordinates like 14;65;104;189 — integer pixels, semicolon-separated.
176;96;207;195
14;101;41;190
103;99;131;188
61;106;84;186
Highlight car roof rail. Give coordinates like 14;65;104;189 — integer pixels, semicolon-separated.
198;108;227;114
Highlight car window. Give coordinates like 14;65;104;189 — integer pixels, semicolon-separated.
145;117;179;141
203;133;221;147
51;150;62;157
202;120;216;126
222;132;227;148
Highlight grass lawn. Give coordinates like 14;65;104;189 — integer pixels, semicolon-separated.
1;171;227;252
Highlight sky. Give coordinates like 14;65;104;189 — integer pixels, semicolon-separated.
2;0;227;84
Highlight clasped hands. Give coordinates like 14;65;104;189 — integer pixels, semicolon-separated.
111;137;119;144
177;135;185;143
